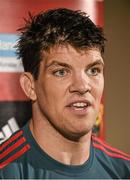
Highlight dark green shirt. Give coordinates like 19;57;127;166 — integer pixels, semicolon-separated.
1;123;130;179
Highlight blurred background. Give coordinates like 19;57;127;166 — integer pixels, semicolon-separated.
104;0;130;154
0;0;130;154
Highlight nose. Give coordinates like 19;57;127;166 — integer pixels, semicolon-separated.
69;73;91;95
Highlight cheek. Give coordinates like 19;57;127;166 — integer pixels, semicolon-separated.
93;78;104;101
44;82;65;105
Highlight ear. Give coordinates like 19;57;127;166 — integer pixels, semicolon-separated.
20;72;37;101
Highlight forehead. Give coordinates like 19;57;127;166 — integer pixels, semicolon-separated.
42;45;103;66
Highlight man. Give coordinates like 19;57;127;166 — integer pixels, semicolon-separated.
0;8;130;179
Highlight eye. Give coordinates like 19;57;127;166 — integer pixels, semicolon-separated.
53;68;69;77
87;66;101;76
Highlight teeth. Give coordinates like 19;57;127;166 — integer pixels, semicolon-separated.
72;102;87;107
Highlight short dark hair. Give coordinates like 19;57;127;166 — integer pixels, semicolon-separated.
16;8;106;79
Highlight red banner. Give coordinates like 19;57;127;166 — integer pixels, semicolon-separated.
0;0;104;143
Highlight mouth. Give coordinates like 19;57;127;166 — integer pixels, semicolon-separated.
66;100;91;115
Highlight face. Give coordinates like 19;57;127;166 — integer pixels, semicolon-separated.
34;45;104;140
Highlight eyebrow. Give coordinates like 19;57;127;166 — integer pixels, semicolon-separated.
45;60;71;69
45;59;104;69
87;60;104;69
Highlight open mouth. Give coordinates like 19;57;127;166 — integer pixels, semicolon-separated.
71;102;89;110
66;100;91;114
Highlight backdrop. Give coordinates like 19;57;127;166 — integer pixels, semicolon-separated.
0;0;104;143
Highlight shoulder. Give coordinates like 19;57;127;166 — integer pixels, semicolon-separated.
0;129;30;169
91;135;130;178
92;134;130;163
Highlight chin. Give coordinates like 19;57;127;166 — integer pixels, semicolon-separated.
61;127;92;142
68;131;91;142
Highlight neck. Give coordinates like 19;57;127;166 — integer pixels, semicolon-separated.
30;106;92;165
30;120;92;165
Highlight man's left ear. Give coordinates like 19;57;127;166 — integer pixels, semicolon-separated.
20;72;37;101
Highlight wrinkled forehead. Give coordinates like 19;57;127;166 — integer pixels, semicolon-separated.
40;44;104;69
42;44;102;59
